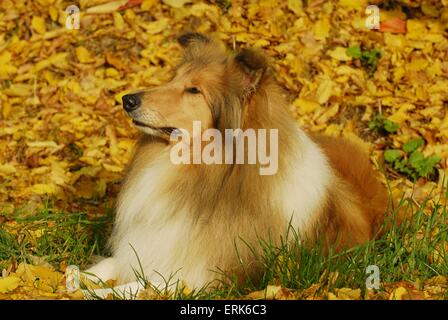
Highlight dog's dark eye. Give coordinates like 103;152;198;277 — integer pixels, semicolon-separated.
185;87;201;94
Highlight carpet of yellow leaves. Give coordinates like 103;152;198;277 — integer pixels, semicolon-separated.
0;262;83;299
0;0;447;300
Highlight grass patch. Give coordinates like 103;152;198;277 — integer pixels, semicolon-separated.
1;188;447;299
0;207;112;270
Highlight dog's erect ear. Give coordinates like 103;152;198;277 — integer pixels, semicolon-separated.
178;32;210;48
235;48;268;94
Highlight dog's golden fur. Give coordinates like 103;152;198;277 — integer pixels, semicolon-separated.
86;33;389;288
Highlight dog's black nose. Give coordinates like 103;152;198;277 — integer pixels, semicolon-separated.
122;94;141;112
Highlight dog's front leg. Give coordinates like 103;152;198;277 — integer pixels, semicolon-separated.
83;257;117;283
82;257;147;299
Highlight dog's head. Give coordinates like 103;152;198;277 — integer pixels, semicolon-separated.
122;32;269;141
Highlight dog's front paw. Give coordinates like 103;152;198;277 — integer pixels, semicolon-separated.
83;257;117;284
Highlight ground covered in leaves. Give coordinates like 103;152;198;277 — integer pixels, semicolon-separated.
0;0;447;300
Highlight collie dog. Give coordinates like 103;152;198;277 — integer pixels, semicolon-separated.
86;33;389;289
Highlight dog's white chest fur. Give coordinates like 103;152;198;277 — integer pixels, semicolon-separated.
279;131;332;230
109;154;209;287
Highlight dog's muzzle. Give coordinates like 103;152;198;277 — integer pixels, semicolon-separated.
122;93;178;138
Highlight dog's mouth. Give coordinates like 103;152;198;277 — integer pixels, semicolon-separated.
132;119;177;136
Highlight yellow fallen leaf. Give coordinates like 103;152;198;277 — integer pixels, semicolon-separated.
14;263;63;292
36;0;55;5
339;0;367;9
31;183;58;195
324;123;342;136
86;0;127;14
113;12;125;29
406;20;426;40
28;229;45;240
314;18;330;40
422;3;439;17
26;141;58;148
426;276;447;286
393;66;405;82
316;103;339;124
103;163;123;173
407;58;429;72
246;285;278;299
0;64;18;79
162;0;191;8
335;288;361;300
31;16;46;34
264;285;281;299
384;33;406;49
387;103;416;124
316;77;334;104
141;0;157;10
0;277;21;293
328;292;339;300
287;0;302;15
181;281;191;296
49;7;58;21
137;286;160;299
328;47;352;61
141;18;170;34
427;60;442;78
105;68;120;79
390;286;408;300
0;164;16;175
294;98;320;114
75;47;95;64
2;84;32;97
422;33;444;43
428;80;448;94
253;39;270;48
33;52;68;72
0;52;12;64
2;101;12;119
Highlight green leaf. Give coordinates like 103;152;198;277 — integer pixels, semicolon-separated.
426;155;441;167
368;121;378;130
360;49;382;75
363;49;382;65
384;149;402;163
393;159;416;180
409;151;425;169
383;120;398;133
403;138;424;153
346;46;362;59
368;114;399;135
416;155;441;177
